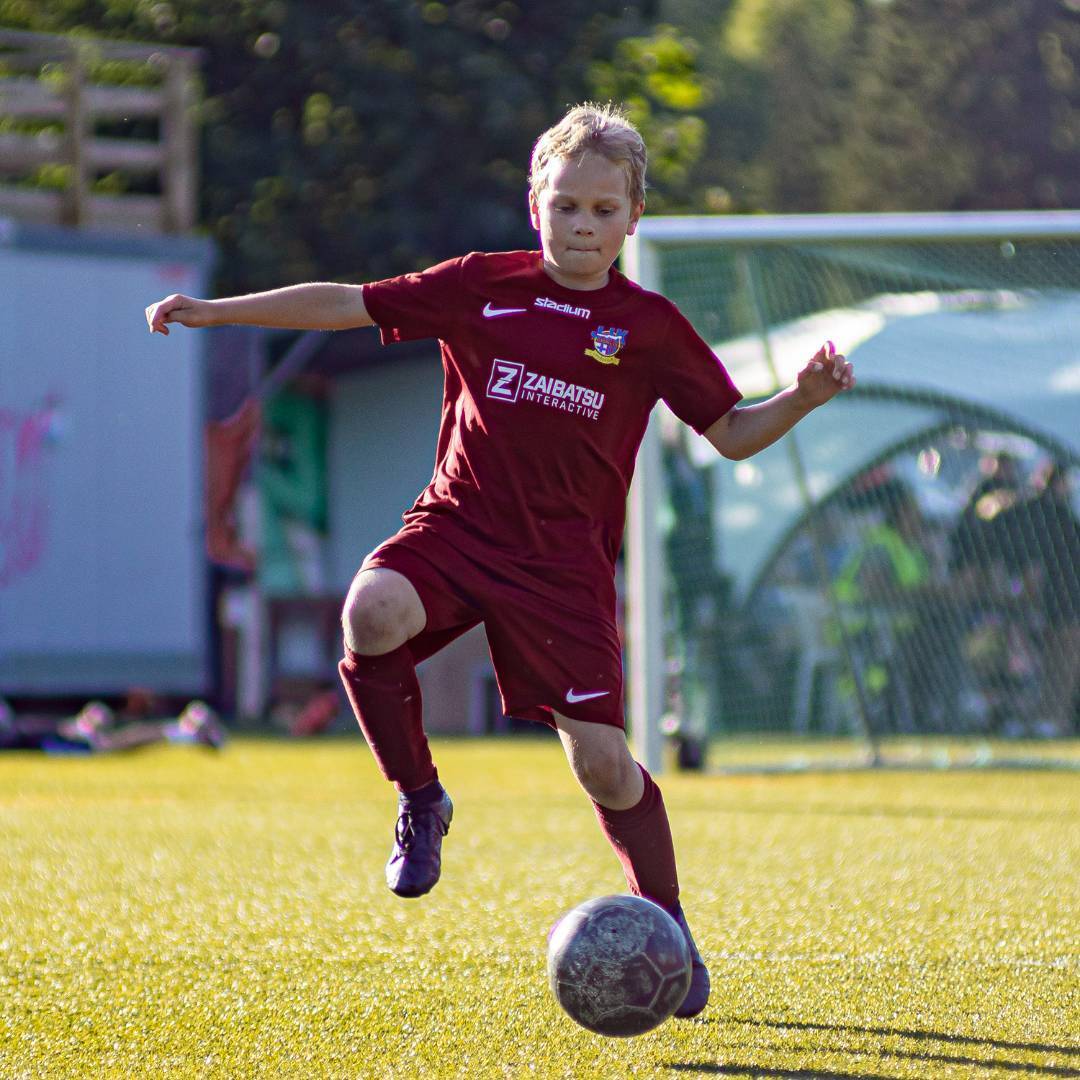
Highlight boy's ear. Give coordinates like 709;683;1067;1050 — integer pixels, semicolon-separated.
626;201;645;236
528;189;541;231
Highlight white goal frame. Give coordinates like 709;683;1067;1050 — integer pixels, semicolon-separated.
621;210;1080;773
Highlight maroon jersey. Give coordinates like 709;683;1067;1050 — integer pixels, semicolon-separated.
362;250;741;581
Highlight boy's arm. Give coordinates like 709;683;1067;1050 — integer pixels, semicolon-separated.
704;342;855;461
145;283;374;335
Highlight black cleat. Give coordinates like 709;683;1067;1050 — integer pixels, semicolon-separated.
670;902;711;1017
385;789;453;898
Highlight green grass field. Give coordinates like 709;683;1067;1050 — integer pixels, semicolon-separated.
1;737;1077;1079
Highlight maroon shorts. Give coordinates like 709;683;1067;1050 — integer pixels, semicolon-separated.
361;527;624;729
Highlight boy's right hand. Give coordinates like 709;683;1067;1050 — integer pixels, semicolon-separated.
145;294;210;335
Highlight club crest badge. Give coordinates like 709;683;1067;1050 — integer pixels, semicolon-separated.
585;326;628;366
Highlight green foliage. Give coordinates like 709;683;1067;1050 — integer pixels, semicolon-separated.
676;0;1080;214
29;162;72;190
831;0;1080;211
1;1;654;291
590;25;712;209
2;0;1076;288
724;0;859;211
629;0;769;214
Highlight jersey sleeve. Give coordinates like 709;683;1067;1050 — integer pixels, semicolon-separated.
361;255;467;344
653;305;742;434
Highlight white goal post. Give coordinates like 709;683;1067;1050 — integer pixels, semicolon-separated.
621;210;1080;773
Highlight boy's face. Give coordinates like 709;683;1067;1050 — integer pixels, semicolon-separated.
529;151;643;291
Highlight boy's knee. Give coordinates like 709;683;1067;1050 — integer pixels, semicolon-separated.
342;570;424;655
575;743;638;804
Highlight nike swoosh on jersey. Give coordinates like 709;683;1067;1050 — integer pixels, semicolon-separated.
565;688;611;704
483;301;528;318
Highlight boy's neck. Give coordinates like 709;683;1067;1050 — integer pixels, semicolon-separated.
539;256;613;292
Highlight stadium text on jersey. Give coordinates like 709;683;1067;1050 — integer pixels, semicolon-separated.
534;297;591;319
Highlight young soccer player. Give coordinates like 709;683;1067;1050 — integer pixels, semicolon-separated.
146;103;854;1017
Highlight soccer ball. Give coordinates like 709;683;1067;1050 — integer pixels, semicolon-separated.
547;894;691;1037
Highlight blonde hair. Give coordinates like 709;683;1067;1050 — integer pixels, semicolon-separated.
529;103;647;207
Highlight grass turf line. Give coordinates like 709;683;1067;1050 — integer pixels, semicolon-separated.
1;738;1077;1079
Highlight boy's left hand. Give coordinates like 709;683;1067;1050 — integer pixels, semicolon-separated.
796;341;855;407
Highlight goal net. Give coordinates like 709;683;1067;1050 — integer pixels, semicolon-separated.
621;213;1080;772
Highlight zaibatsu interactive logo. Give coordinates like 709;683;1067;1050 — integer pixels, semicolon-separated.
485;359;605;420
486;359;525;402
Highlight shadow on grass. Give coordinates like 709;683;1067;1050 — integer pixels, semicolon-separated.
681;800;1078;825
665;1067;894;1075
665;1017;1080;1078
722;1016;1080;1058
667;1066;894;1079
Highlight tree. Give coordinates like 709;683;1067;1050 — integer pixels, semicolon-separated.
714;0;859;212
649;0;1080;215
629;0;765;214
588;23;712;212
6;0;1074;282
830;0;1080;211
0;0;656;292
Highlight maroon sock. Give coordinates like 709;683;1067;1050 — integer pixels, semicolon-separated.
591;764;680;912
338;644;437;793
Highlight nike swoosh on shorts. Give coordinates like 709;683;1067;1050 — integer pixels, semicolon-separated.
565;689;610;704
483;301;527;318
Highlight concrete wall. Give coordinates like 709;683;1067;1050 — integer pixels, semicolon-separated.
0;221;213;694
326;356;498;733
327;356;443;585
